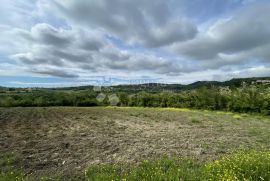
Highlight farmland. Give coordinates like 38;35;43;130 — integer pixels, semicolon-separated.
0;107;269;180
2;0;270;179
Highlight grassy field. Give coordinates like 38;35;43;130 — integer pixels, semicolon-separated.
0;107;269;180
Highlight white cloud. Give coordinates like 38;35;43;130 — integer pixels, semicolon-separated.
51;0;197;47
170;1;270;70
1;0;270;84
9;23;195;78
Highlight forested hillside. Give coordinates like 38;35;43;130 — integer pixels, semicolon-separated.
0;77;269;114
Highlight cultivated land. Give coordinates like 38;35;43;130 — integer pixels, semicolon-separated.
0;107;270;180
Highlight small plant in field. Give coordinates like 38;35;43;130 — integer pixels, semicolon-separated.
130;112;140;117
189;117;201;124
233;114;242;120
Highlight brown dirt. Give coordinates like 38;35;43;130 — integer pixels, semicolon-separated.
0;107;269;180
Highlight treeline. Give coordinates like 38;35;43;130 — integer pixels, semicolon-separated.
124;86;270;114
0;91;99;107
0;86;269;115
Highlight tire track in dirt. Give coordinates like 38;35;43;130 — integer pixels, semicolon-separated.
21;108;74;179
0;108;28;154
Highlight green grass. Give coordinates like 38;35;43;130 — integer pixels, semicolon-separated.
1;150;270;180
86;158;203;181
0;153;24;181
189;117;202;124
0;171;24;181
206;150;270;181
86;150;270;181
233;114;242;120
0;153;17;167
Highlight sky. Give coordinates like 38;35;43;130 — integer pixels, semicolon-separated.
0;0;270;87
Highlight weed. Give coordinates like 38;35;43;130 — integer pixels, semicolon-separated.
189;117;201;124
233;114;242;120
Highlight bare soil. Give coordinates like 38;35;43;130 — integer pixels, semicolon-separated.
0;107;269;180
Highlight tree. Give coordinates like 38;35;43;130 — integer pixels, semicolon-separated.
118;92;128;106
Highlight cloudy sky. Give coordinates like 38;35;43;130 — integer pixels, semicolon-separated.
1;0;270;87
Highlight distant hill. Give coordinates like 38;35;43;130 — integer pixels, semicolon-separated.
110;77;270;93
181;77;270;90
0;77;269;93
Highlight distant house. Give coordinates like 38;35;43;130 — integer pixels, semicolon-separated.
256;80;270;85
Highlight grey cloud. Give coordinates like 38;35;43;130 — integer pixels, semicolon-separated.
79;40;103;51
31;68;79;78
11;23;194;77
52;50;91;63
13;52;65;66
172;2;270;65
172;36;219;60
17;24;105;52
11;23;104;72
52;0;197;47
218;43;270;64
14;53;48;65
101;48;130;61
99;48;197;75
142;18;197;47
104;61;128;70
13;47;93;68
75;30;105;51
211;3;270;53
31;24;72;47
